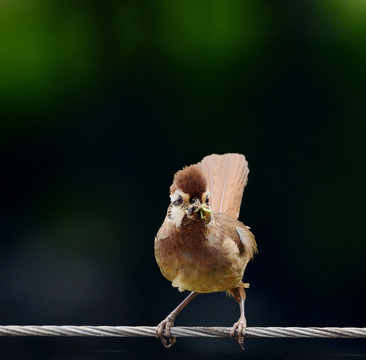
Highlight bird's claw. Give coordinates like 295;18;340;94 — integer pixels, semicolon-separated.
230;317;247;350
156;316;176;349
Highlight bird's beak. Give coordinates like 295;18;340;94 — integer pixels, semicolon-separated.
186;199;202;217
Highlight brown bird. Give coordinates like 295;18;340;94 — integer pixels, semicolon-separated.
154;153;257;349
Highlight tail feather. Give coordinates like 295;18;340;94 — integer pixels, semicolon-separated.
197;153;249;219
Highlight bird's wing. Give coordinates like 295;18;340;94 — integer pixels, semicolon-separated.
236;226;257;260
197;153;249;219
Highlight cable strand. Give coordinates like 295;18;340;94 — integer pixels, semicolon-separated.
0;326;365;338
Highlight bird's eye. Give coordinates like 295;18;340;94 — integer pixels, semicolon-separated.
205;195;209;204
172;196;183;207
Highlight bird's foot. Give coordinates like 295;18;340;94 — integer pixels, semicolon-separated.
156;316;176;348
230;316;247;350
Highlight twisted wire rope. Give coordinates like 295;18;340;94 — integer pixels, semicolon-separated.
0;326;365;338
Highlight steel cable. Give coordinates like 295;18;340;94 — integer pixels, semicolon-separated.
0;326;365;338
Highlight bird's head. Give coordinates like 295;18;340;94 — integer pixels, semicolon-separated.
168;165;212;227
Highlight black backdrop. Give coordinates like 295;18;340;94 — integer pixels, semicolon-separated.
1;1;365;359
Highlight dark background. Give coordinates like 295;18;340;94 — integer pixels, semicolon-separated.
1;1;365;359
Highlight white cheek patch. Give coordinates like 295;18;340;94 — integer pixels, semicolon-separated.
169;189;189;227
168;205;186;227
170;190;185;203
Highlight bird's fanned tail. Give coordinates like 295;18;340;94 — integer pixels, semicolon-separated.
197;153;249;220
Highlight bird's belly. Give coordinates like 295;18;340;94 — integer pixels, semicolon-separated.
156;241;245;293
171;261;244;293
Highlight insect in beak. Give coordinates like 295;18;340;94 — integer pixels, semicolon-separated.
200;204;212;219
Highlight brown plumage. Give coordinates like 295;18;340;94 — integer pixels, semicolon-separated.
155;153;257;349
170;165;207;199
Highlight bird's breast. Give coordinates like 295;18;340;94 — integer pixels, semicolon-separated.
154;218;246;293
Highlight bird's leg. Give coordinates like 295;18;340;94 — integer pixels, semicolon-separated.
230;285;247;349
156;291;198;348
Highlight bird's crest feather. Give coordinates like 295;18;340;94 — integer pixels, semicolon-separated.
170;165;207;200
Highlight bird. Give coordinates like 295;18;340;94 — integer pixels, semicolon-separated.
154;153;257;349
